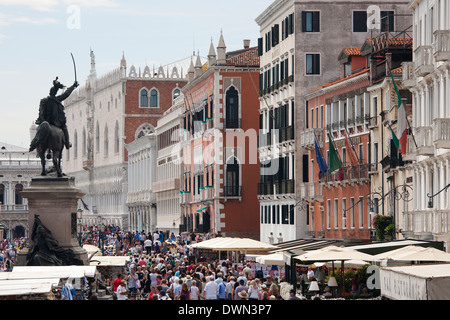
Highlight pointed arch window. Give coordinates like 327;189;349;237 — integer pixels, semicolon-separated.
140;88;149;108
104;125;109;156
74;130;78;159
225;157;241;197
82;127;87;157
225;86;240;128
150;89;159;108
173;88;181;101
114;121;120;154
95;122;100;153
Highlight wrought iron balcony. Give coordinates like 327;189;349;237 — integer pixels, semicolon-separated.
257;182;274;196
433;118;450;149
225;118;241;129
434;30;450;62
275;179;295;195
414;45;434;77
224;185;242;197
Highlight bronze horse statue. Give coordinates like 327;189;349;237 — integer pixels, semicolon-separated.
33;121;66;177
30;77;79;178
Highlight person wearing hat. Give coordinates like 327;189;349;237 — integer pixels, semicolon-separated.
288;289;300;300
237;290;249;300
116;280;129;301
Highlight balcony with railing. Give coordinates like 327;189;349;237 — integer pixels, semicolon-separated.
414;126;434;156
257;182;274;197
433;118;450;149
403;209;450;240
323;164;370;186
307;183;323;202
201;186;214;201
404;134;417;162
224;185;242;198
300;128;323;150
224;118;241;129
402;61;416;89
434;30;450;62
414;45;434;77
1;204;28;213
179;191;191;205
275;179;295;196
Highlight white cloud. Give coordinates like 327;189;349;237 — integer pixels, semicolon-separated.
0;0;118;11
64;0;118;7
12;16;58;25
0;0;59;11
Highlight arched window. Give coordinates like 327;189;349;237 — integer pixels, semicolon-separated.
173;88;181;101
136;123;155;139
82;127;86;157
74;130;78;158
225;157;240;197
140;88;149;108
150;89;159;108
104;125;109;156
15;184;24;205
96;122;100;153
114;121;120;154
0;184;4;205
225;86;239;128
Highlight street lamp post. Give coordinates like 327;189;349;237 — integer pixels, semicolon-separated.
428;183;450;209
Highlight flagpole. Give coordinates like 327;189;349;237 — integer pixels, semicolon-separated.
385;59;418;149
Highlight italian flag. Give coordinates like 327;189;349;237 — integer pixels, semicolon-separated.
390;70;408;156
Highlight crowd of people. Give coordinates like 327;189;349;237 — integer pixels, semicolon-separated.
0;238;25;272
0;225;318;300
79;225;297;300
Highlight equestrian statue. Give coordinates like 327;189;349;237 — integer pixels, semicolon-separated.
29;76;79;177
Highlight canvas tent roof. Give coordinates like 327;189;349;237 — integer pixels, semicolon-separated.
90;256;130;267
294;245;377;263
375;246;450;262
0;279;59;296
255;253;285;266
4;266;97;280
190;237;278;251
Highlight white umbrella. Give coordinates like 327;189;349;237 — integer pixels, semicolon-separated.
295;245;376;263
382;246;450;262
255;253;285;266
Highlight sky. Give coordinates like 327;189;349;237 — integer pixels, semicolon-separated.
0;0;275;148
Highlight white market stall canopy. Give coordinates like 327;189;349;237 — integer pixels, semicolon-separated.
90;256;129;267
380;264;450;300
294;245;377;263
190;237;278;252
375;246;450;262
1;266;98;280
255;253;285;266
0;279;59;296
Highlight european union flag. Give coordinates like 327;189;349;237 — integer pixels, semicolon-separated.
315;139;328;179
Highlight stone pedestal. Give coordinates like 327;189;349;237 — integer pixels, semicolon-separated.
16;176;89;266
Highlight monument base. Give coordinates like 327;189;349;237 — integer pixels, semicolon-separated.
16;176;89;266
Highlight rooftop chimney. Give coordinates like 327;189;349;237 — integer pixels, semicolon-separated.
243;39;250;49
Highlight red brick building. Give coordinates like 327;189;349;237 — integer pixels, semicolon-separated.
179;34;261;239
302;47;372;241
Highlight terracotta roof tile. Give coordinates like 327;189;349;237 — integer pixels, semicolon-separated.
343;47;362;56
226;47;259;67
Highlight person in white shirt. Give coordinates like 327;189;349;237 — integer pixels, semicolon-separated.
204;276;218;300
190;281;200;300
225;276;236;300
116;280;129;300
